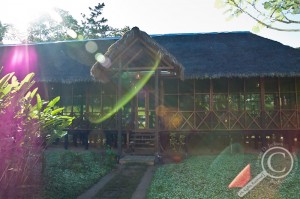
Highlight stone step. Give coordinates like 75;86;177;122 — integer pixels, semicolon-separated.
119;155;156;165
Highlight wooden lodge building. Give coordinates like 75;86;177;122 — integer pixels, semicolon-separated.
1;27;300;153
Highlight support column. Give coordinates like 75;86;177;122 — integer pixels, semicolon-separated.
260;77;266;129
117;62;122;159
155;69;159;152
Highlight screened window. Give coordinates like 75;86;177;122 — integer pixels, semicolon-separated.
164;95;178;109
245;78;260;111
164;79;178;94
265;78;278;111
213;78;228;93
280;78;296;110
296;78;300;109
213;94;228;110
179;80;194;94
213;79;228;111
195;94;210;111
179;95;194;111
229;79;244;111
195;79;210;93
229;94;245;111
245;78;260;93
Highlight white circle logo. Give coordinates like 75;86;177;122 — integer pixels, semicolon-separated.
261;146;294;179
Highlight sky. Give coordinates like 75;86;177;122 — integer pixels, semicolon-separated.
0;0;299;48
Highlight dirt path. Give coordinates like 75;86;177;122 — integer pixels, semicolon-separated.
77;164;155;199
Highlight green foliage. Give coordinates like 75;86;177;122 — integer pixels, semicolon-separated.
0;21;10;42
81;3;110;38
217;0;300;32
0;74;42;198
169;133;186;153
2;2;130;43
43;150;114;199
108;26;131;37
104;147;118;167
0;71;73;198
27;8;83;42
32;95;74;145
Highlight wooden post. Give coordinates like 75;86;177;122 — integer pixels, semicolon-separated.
260;77;265;129
155;69;159;152
209;79;213;130
117;62;122;158
260;78;266;148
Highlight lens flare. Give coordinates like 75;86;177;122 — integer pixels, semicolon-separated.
85;41;98;53
67;29;77;39
49;10;62;23
156;105;183;130
89;59;160;124
95;53;111;68
77;35;84;40
2;46;38;80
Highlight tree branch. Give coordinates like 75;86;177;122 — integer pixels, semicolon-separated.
229;0;300;32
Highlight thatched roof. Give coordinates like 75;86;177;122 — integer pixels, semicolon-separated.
154;32;300;79
0;28;300;82
0;39;116;83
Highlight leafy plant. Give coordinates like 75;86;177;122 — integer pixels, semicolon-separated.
32;95;74;146
0;71;73;198
0;72;42;198
104;147;117;167
169;132;186;153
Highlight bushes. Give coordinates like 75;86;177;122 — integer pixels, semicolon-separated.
0;72;73;198
0;73;43;198
43;150;115;199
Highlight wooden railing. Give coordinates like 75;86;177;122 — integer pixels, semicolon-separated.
160;110;300;131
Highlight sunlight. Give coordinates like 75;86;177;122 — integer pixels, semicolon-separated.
2;45;38;79
1;0;59;41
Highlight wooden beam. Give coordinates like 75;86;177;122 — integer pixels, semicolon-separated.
121;48;143;69
108;38;139;66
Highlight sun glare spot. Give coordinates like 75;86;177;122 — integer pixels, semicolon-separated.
95;53;111;68
85;41;98;53
67;29;77;39
1;0;62;42
78;35;84;40
48;10;63;23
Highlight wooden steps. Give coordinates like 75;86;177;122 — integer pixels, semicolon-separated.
129;132;156;155
119;155;156;165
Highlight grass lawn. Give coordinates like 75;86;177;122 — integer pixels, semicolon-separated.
42;150;116;199
147;147;300;199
